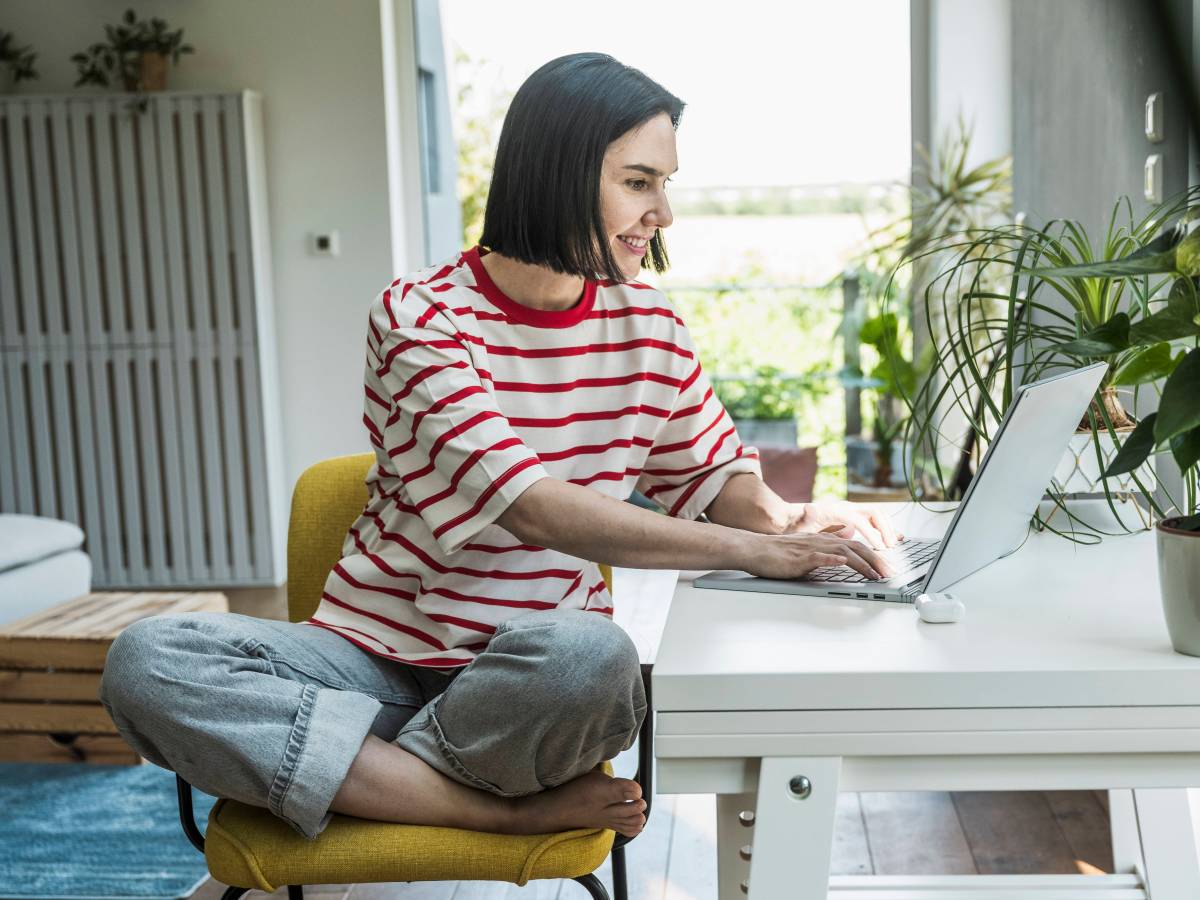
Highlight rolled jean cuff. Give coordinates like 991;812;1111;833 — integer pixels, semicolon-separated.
268;683;383;840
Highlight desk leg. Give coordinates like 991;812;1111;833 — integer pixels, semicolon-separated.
716;792;756;900
1134;788;1200;899
747;757;841;900
1109;789;1144;875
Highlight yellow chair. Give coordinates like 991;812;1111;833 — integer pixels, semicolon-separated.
175;453;654;900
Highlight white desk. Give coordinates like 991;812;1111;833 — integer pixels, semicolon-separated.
652;501;1200;900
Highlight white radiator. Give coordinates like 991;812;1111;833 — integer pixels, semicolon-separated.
0;91;286;589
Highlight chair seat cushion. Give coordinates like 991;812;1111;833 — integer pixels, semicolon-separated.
204;766;618;891
0;514;85;573
205;803;615;891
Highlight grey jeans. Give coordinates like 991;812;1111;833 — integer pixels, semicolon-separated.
98;608;646;840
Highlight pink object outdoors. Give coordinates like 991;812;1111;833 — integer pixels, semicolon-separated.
755;446;818;502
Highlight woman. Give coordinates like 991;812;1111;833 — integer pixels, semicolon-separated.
99;53;896;844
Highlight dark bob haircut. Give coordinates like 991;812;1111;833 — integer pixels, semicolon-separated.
480;53;685;284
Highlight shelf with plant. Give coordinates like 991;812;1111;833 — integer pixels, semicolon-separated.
72;8;193;93
887;185;1200;541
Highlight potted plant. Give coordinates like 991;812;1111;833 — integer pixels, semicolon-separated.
72;8;193;93
712;364;826;503
1025;220;1200;654
714;365;814;448
849;118;1012;495
0;31;39;91
892;186;1200;523
842;311;918;488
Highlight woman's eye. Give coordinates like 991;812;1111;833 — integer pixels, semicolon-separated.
628;177;671;191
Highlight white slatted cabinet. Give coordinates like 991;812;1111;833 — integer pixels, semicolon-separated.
0;91;286;589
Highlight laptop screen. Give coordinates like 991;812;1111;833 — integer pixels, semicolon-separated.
920;362;1108;594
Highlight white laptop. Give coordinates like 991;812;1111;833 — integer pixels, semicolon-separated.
693;362;1109;603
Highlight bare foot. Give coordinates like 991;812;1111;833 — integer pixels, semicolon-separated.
509;770;647;837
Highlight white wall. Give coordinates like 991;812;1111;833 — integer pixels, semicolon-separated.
913;0;1012;169
2;0;423;495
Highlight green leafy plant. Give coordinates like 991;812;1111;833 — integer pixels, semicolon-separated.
870;116;1013;263
72;8;193;91
853;311;918;485
1026;215;1200;531
891;185;1200;532
713;364;818;421
845;119;1011;492
0;31;39;83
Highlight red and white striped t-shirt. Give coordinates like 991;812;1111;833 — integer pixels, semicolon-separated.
303;245;762;667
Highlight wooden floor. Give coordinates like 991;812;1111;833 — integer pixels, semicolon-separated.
194;574;1115;898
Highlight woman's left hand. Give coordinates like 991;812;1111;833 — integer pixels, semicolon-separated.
780;500;902;550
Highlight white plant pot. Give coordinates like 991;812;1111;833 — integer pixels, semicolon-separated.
733;418;798;448
1054;430;1155;494
845;435;912;487
1157;518;1200;657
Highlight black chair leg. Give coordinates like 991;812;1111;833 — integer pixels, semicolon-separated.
611;845;628;900
219;887;251;900
288;886;305;899
573;873;611;900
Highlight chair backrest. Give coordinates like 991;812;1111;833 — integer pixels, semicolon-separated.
287;453;375;622
287;453;612;623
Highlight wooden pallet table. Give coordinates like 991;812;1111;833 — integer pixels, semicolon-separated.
0;591;228;764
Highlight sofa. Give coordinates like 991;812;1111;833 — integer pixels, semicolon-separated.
0;514;92;627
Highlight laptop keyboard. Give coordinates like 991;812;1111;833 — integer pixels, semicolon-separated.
805;538;940;583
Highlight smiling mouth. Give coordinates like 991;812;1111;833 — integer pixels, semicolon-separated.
617;235;649;253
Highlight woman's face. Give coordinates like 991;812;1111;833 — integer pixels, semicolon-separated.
600;111;678;280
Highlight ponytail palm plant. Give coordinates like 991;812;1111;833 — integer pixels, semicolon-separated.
887;185;1200;532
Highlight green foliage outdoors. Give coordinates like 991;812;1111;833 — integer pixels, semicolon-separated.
669;183;891;217
713;365;825;421
454;48;511;249
667;266;846;498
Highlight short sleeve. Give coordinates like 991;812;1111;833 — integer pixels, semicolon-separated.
375;316;549;556
634;320;761;520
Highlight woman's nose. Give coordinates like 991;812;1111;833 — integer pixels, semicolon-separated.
647;196;673;230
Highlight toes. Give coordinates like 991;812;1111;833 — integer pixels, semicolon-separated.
614;814;647;836
608;800;647;834
608;797;646;813
616;778;642;801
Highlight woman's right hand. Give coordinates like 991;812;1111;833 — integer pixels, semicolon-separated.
738;531;894;582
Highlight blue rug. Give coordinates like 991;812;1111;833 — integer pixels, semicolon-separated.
0;763;219;900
